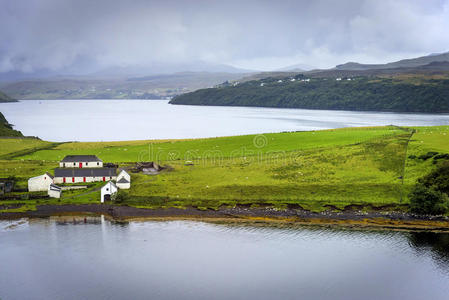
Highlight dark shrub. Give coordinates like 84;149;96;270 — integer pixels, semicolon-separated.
113;191;129;204
409;185;448;215
418;151;439;161
418;161;449;195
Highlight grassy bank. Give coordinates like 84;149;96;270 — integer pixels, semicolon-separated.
1;126;448;214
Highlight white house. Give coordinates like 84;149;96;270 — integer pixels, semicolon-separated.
101;181;118;203
48;183;62;198
53;168;117;184
28;172;54;192
116;170;131;189
59;155;103;168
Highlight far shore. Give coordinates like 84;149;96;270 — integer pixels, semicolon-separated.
2;204;449;232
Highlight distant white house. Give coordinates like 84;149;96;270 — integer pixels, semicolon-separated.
116;170;131;189
59;155;103;168
277;80;283;83
28;172;54;192
290;78;296;82
101;181;118;203
48;183;62;198
336;77;342;81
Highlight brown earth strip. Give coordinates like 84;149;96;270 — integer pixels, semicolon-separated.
1;204;449;232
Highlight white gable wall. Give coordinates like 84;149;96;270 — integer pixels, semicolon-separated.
117;170;131;182
28;174;54;192
101;181;118;203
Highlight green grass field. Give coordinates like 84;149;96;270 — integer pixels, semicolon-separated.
1;126;448;213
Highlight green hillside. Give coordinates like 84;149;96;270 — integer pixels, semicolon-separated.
170;76;449;113
0;112;23;137
1;126;448;213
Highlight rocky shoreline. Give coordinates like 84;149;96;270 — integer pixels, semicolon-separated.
1;204;449;231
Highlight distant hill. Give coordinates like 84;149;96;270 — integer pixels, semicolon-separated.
275;63;316;72
89;62;256;78
0;61;256;82
0;72;249;100
0;112;22;137
336;51;449;71
307;61;449;78
0;90;17;103
170;75;449;113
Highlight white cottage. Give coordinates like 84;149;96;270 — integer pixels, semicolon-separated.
48;183;62;198
116;170;131;189
59;155;103;168
101;181;118;203
28;172;54;192
53;168;117;184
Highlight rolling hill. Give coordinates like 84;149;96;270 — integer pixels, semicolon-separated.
170;75;449;113
336;51;449;71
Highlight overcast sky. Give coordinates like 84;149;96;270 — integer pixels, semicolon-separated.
1;0;449;74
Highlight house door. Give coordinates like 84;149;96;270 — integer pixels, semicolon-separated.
103;177;105;181
63;177;66;183
79;163;82;168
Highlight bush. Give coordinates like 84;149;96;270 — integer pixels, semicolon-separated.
418;151;438;161
418;161;449;195
409;185;448;215
409;161;449;215
113;191;129;204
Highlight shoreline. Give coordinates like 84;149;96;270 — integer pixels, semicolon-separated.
2;204;449;232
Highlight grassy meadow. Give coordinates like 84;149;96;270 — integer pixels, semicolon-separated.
1;125;448;213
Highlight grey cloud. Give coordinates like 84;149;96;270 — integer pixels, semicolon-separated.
0;0;448;74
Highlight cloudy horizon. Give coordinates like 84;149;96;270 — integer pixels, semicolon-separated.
1;0;449;76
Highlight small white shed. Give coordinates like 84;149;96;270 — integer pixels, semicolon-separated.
101;181;117;203
116;170;131;189
48;183;62;198
28;172;54;192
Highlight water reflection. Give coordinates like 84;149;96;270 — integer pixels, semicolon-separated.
2;219;449;300
408;232;449;270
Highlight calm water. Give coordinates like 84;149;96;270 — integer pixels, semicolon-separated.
1;100;448;141
1;218;449;300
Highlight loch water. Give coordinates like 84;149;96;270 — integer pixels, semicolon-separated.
1;218;449;300
1;99;448;141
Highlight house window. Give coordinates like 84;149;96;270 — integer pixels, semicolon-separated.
44;177;46;180
86;162;88;166
74;162;76;166
97;162;99;166
110;176;112;179
63;163;65;167
106;188;109;191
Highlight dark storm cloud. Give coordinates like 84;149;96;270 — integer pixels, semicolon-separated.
1;0;448;73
